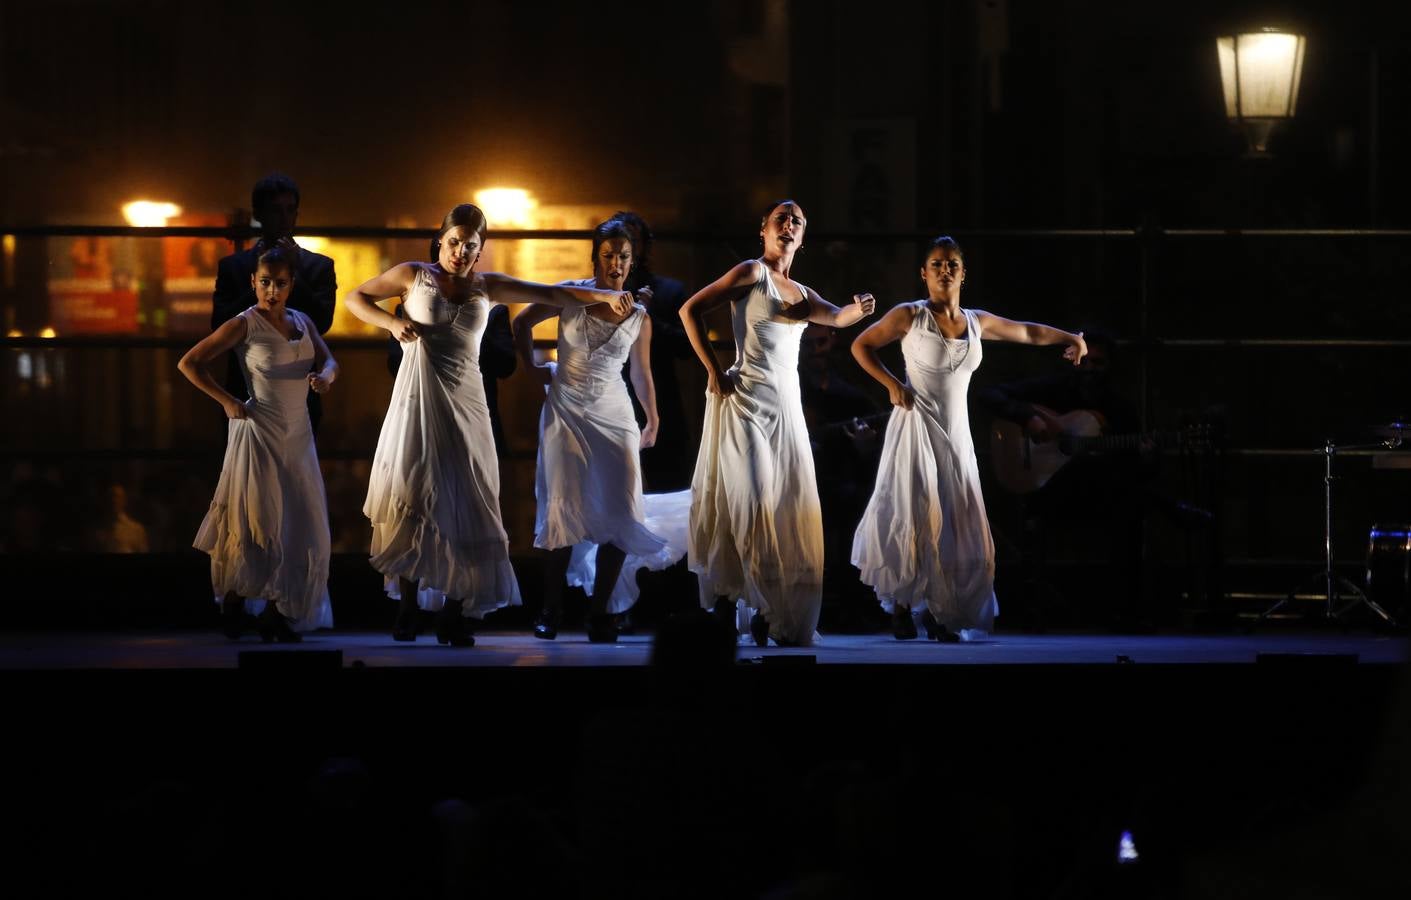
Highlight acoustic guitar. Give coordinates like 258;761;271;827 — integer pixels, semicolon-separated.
989;407;1206;494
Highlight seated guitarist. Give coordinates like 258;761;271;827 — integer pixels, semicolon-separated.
978;328;1137;446
975;329;1158;630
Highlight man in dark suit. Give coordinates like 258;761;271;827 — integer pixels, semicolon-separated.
610;211;694;491
211;172;337;430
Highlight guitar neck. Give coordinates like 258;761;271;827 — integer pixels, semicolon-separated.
1070;430;1192;453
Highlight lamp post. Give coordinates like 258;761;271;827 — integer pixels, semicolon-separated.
1216;29;1306;156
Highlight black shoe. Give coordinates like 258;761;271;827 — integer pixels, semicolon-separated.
919;610;960;643
257;606;302;644
712;598;736;634
435;603;475;647
613;610;636;636
587;613;618;643
533;608;560;641
892;607;918;640
392;607;419;642
220;597;247;641
749;612;770;647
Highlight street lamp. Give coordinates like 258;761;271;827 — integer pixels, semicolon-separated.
1217;29;1306;156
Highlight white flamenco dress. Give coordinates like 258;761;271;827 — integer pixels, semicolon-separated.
535;288;689;612
850;304;997;638
363;266;522;618
194;307;333;631
688;261;825;644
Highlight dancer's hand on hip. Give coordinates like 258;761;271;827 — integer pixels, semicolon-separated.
707;370;736;398
222;398;249;420
887;381;914;410
389;318;421;344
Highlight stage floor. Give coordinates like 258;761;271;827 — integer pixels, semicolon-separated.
2;628;1405;669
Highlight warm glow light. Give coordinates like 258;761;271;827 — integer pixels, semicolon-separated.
473;188;537;229
1218;31;1305;118
122;200;183;227
38;327;57;338
1216;29;1306;154
5;329;22;338
294;235;329;252
2;234;14;290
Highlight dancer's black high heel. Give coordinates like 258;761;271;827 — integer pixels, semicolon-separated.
712;597;736;633
392;582;419;642
256;605;302;643
435;598;475;647
220;593;247;641
533;607;560;640
920;609;960;643
892;606;919;640
749;612;770;647
586;613;618;644
535;547;572;640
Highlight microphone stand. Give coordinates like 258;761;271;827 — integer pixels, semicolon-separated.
1260;436;1401;626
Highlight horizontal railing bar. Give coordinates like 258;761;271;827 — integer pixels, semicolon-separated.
8;336;1411;350
9;225;1411;240
1;447;1402;460
2;225;1144;240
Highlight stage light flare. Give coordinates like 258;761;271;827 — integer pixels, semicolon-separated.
1118;830;1140;864
122;200;183;228
473;188;537;229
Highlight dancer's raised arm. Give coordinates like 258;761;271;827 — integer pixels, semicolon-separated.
677;260;757;396
483;273;633;316
343;263;420;343
851;303;917;409
178;317;251;419
512;303;561;387
802;286;876;328
974;312;1087;364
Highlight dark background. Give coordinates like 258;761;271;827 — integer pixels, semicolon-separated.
3;0;1410;621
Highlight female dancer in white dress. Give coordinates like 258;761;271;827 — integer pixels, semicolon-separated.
513;218;669;642
179;245;338;642
345;204;633;646
679;200;875;646
850;236;1087;641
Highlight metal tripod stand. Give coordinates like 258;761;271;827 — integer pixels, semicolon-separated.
1261;437;1400;626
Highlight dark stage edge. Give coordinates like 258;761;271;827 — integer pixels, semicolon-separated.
1;629;1405;669
6;630;1408;899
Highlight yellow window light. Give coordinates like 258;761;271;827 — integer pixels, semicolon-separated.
473;188;537;229
293;235;329;252
122;200;183;227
